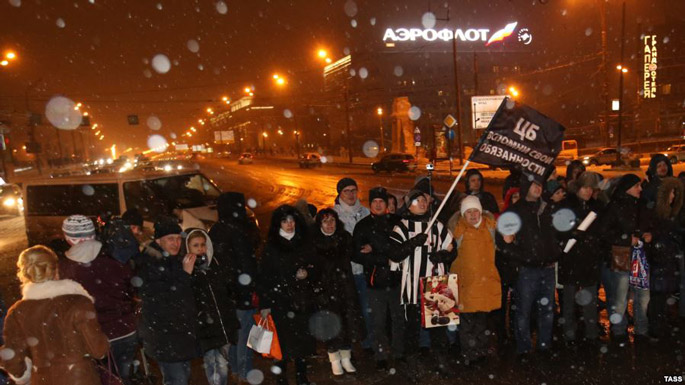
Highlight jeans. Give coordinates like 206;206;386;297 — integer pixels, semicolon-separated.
157;360;191;385
229;308;255;380
514;266;555;354
561;284;599;341
110;332;139;385
459;312;490;361
367;286;405;361
606;269;650;336
353;273;375;349
203;346;229;385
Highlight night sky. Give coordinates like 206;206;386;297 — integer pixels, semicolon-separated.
0;0;681;152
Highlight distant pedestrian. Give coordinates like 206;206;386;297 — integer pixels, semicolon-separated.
463;169;499;214
642;154;674;208
565;160;586;194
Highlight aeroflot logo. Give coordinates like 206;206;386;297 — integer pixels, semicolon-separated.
382;22;532;46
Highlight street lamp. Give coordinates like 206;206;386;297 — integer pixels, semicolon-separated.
273;73;286;87
616;64;628;164
262;132;268;152
508;86;520;98
293;130;300;159
376;107;385;154
0;51;17;67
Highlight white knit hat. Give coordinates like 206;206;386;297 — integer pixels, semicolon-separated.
460;195;482;216
62;215;96;239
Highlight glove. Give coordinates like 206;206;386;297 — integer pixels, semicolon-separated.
408;233;428;248
429;249;454;264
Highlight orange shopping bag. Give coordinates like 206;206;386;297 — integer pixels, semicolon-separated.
253;314;282;360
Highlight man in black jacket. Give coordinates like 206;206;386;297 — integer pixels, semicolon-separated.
352;187;405;370
499;174;559;357
209;192;260;383
135;217;197;385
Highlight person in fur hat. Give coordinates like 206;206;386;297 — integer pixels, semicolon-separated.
0;245;109;385
449;195;501;364
645;177;684;340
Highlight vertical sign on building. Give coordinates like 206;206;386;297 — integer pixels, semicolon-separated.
643;35;657;99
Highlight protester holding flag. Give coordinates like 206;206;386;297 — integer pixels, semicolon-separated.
499;174;560;357
388;190;455;377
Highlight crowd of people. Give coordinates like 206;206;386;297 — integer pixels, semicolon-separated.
1;154;685;385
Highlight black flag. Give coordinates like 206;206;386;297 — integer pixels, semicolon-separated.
469;97;565;183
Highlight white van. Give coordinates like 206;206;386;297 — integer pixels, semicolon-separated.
22;169;223;245
557;140;579;162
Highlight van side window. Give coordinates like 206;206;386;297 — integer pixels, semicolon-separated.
26;184;119;216
123;181;168;221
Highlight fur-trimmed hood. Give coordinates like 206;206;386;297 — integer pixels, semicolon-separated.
22;279;94;302
656;177;684;220
183;228;214;267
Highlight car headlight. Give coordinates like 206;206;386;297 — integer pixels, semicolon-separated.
177;165;183;170
3;198;16;207
163;164;172;172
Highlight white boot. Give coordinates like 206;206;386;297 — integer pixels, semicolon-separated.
327;351;344;376
340;349;357;373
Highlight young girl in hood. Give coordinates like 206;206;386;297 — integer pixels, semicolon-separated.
0;245;110;385
183;229;239;385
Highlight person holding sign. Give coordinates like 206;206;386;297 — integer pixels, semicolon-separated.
449;195;501;365
499;174;560;358
556;172;603;346
388;190;455;377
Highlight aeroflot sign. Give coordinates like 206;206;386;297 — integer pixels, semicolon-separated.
383;22;532;46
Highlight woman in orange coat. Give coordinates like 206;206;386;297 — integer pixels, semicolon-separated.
0;245;109;385
450;195;501;365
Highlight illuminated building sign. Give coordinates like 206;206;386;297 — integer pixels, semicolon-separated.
643;35;657;99
382;22;532;46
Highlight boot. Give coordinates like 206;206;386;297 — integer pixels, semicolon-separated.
327;351;344;376
339;349;357;373
295;358;310;385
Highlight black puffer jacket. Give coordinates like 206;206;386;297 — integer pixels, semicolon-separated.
556;194;603;286
135;241;198;362
464;169;500;214
209;192;260;310
352;213;401;288
184;229;240;354
310;220;365;343
596;189;652;260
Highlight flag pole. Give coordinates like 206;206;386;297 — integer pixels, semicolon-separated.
425;159;470;231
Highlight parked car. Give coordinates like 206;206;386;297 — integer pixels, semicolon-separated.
371;153;417;174
0;184;23;216
238;153;254;165
582;147;640;167
652;144;685;164
298;152;323;168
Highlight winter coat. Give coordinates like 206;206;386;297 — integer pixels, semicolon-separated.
310;225;365;342
210;192;260;311
556;194;603;286
257;205;316;358
646;177;684;293
0;279;110;385
352;213;401;288
102;217;140;265
498;198;560;268
565;160;587;194
642;154;674;209
134;240;198;362
596;191;652;260
450;213;501;313
334;199;370;275
464;169;500;214
59;240;138;341
389;212;455;305
184;229;240;353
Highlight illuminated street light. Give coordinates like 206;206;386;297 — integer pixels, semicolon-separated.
83;112;89;117
206;108;214;114
190;127;197;132
508;86;520;97
262;132;268;138
5;52;16;60
377;107;383;116
222;96;229;102
317;49;327;58
244;87;252;94
325;57;332;64
278;129;284;135
616;65;628;73
0;60;8;66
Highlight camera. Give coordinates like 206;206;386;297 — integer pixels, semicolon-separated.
426;163;435;171
194;254;208;266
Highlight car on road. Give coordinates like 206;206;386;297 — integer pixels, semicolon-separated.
0;184;23;216
238;152;254;165
582;147;640;167
653;144;685;164
371;153;417;174
298;152;323;168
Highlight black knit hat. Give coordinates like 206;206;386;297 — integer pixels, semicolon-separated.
369;186;389;203
154;217;182;239
336;177;357;194
405;189;425;205
615;173;641;195
122;209;143;227
413;176;434;197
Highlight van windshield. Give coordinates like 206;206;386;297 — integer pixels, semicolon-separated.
124;173;221;218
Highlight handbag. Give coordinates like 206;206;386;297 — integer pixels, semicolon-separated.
611;245;632;272
97;350;124;385
246;317;274;354
252;314;283;360
419;273;460;328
